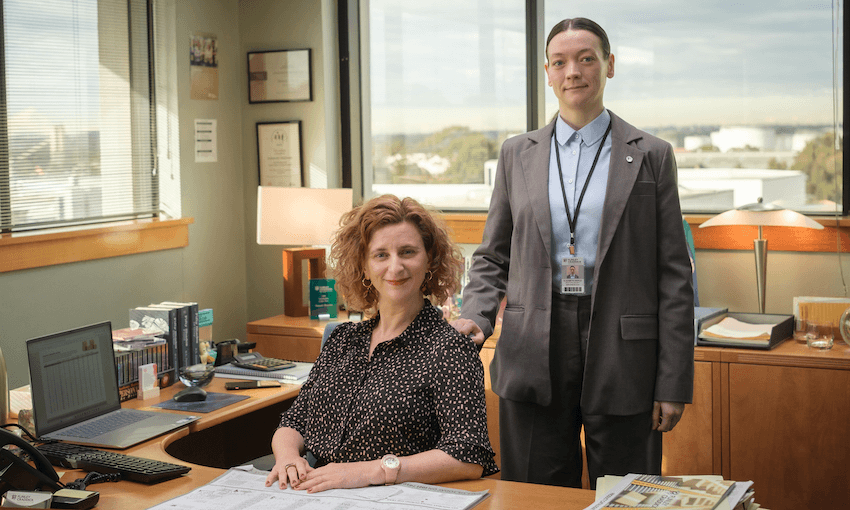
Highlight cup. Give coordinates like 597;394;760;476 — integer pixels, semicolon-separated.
806;321;834;350
793;318;809;343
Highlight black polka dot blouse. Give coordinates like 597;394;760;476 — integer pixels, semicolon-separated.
278;299;498;477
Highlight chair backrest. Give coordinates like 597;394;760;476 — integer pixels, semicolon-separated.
321;321;341;350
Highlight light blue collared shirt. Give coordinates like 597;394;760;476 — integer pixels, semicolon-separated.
548;110;612;296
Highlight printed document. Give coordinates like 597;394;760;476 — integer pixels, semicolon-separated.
146;466;489;510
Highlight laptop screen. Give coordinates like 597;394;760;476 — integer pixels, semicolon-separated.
27;321;121;437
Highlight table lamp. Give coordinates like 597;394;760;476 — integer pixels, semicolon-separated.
257;186;354;317
699;197;824;313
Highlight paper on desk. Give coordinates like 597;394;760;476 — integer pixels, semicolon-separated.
145;466;489;510
701;317;774;340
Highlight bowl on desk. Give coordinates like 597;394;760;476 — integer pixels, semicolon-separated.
178;363;215;388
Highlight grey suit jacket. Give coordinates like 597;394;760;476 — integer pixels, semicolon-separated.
461;110;694;415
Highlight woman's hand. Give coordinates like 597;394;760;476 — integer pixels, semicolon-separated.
265;456;313;489
291;461;382;493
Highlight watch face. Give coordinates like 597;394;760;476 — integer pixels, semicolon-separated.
383;456;400;469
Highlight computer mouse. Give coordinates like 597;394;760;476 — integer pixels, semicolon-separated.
173;386;208;402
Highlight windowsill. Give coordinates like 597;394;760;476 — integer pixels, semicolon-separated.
0;217;194;272
440;213;850;253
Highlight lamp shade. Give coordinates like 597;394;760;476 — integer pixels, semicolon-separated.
699;201;824;230
257;186;354;245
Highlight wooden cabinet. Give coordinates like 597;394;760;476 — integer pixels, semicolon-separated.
246;313;347;362
719;343;850;510
247;314;850;509
663;341;850;510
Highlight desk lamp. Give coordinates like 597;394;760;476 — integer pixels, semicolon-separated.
257;186;353;317
699;198;823;313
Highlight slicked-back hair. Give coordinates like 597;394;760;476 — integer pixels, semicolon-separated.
546;17;611;61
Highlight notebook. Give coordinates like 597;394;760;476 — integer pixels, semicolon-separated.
26;321;199;449
214;361;313;383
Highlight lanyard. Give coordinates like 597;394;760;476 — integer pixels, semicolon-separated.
554;121;611;255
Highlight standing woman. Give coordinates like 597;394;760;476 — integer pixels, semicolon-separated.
453;18;694;488
266;195;498;493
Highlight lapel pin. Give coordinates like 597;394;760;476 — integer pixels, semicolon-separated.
625;156;634;163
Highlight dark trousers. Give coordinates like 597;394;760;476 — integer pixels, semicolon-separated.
498;293;661;489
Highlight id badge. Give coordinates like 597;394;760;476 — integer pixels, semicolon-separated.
561;257;585;294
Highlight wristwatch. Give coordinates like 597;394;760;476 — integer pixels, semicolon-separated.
380;454;400;485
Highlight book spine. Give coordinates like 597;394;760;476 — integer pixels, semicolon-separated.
177;306;191;368
165;308;181;371
188;303;199;365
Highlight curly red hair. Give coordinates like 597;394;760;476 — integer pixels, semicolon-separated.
330;195;463;314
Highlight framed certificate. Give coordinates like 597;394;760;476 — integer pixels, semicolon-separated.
257;121;303;187
248;49;312;103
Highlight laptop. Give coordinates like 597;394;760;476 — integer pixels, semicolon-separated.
26;321;199;449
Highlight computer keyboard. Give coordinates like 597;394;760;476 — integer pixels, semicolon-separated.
62;411;147;439
37;442;191;484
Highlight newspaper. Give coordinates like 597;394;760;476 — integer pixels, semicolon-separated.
146;466;489;510
585;474;752;510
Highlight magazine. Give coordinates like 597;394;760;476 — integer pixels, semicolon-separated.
586;474;753;510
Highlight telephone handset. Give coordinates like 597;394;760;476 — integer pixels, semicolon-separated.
0;427;61;493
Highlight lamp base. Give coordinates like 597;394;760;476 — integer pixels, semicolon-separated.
754;238;767;314
283;248;327;317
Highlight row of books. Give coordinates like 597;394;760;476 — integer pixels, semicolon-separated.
129;301;201;370
112;301;202;402
115;343;175;402
588;473;761;510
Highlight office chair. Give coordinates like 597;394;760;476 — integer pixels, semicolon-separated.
247;321;341;472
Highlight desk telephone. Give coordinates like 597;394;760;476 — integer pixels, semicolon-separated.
231;352;295;372
0;427;61;493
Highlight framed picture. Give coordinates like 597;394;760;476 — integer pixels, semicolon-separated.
257;121;303;187
248;49;312;103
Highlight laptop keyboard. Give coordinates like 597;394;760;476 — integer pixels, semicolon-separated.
37;442;191;484
62;411;149;439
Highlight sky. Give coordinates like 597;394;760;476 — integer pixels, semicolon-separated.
368;0;843;134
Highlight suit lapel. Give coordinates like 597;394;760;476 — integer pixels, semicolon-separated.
520;120;556;259
594;112;644;290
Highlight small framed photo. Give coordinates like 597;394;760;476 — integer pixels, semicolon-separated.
257;121;303;187
248;49;312;103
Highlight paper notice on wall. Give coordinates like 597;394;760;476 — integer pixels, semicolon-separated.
195;119;218;162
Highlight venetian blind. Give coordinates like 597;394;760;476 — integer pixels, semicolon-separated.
0;0;177;233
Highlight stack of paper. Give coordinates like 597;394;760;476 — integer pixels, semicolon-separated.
700;318;774;341
588;474;762;510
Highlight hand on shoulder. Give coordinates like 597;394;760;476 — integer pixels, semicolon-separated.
450;318;485;347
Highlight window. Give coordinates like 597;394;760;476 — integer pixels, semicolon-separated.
360;0;527;211
354;1;845;215
0;0;180;234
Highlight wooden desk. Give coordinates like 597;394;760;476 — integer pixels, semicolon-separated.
247;315;850;510
50;378;596;509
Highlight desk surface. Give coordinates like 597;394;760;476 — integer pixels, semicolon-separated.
53;378;596;510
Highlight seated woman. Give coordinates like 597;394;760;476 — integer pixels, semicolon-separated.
265;195;498;493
